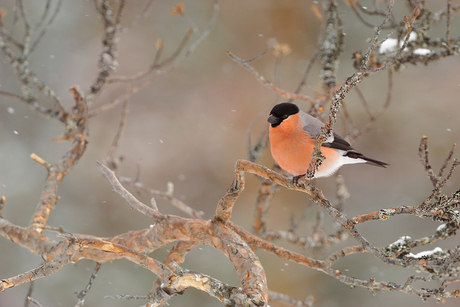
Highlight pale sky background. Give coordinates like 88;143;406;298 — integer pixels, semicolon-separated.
1;1;460;306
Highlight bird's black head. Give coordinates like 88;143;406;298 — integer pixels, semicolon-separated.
267;103;300;127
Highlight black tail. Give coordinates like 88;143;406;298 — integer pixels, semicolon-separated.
345;151;389;168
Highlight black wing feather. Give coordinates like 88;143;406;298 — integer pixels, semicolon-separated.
323;133;389;168
322;132;354;151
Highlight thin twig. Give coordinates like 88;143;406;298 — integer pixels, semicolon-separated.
241;48;269;63
105;99;129;170
252;164;281;235
352;68;393;142
18;0;31;31
0;196;5;218
27;297;43;307
27;0;63;56
289;201;313;233
304;1;399;180
365;6;420;74
109;28;193;84
438;143;456;178
446;0;452;51
274;56;282;95
96;162;163;221
75;263;102;307
24;281;35;307
268;290;314;307
89;0;219;117
419;136;438;186
105;295;147;300
118;175;204;219
246;107;271;161
349;1;396;29
120;0;156;31
29;86;88;228
435;159;460;191
32;0;52;29
355;86;374;117
359;0;396;72
87;0;122;98
289;48;320;101
228;51;315;105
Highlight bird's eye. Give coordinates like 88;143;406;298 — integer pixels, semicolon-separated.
282;115;288;119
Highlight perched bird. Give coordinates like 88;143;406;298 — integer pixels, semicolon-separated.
267;102;388;178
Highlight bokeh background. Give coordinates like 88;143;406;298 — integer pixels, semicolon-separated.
1;1;460;306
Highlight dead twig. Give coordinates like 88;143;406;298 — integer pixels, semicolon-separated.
105;99;129;170
228;51;315;105
75;263;102;307
88;0;219;117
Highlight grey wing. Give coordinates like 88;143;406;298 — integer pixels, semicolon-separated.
300;111;325;138
300;112;388;167
299;111;335;143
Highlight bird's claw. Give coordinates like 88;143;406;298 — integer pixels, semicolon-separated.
292;174;308;188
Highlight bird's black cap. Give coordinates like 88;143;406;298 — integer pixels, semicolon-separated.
267;103;299;127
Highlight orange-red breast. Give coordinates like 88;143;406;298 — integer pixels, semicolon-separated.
267;102;388;178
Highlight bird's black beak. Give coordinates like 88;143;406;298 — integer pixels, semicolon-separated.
267;114;278;125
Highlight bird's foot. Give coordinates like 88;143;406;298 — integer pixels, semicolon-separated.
292;174;308;188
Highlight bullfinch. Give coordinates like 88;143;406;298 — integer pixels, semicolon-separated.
267;102;388;178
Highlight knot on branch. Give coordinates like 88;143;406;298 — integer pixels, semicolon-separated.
53;86;89;142
379;208;396;220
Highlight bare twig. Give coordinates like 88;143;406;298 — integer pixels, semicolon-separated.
18;0;31;32
75;263;102;307
24;281;35;307
438;143;457;178
118;176;204;219
351;68;393;141
348;0;397;29
320;0;344;91
32;0;52;29
419;136;438;186
355;86;374;117
30;153;51;170
241;48;269;63
105;294;147;300
105;99;129;170
87;0;123;99
228;51;315;105
0;196;5;218
304;0;405;180
366;6;420;74
120;0;156;31
290;48;320;100
97;162;163;221
108;28;193;84
1;237;80;291
0;36;67;121
88;0;219;117
27;0;63;56
252;164;281;235
446;0;452;51
246;107;270;162
268;290;315;307
27;297;43;307
29;86;89;228
164;241;199;267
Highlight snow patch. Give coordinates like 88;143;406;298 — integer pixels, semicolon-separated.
437;224;446;232
407;247;443;258
389;236;411;248
414;48;431;56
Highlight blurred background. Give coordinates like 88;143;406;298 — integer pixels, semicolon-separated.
1;0;459;306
